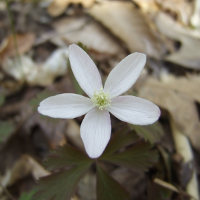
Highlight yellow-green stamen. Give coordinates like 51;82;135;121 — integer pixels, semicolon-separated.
91;86;111;110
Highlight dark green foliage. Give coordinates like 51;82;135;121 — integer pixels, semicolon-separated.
0;95;5;107
100;125;159;171
19;190;36;200
129;122;164;144
44;145;92;171
77;42;88;52
32;145;93;200
32;164;91;200
101;142;158;172
30;90;60;123
31;125;159;200
102;126;138;156
96;164;130;200
30;90;56;111
0;121;14;142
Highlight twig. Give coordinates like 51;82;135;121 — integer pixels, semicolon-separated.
170;118;199;200
5;0;24;78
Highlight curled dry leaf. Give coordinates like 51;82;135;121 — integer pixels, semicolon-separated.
0;33;35;61
190;0;200;28
2;48;68;86
160;73;200;102
132;0;159;13
155;12;200;69
133;0;192;25
138;75;200;153
48;0;94;16
27;48;68;86
88;1;163;59
0;155;49;196
156;0;192;25
2;56;35;83
138;73;200;200
52;16;123;56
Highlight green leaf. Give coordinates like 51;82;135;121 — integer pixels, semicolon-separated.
101;142;158;172
32;163;91;200
44;145;93;171
96;164;130;200
77;42;88;52
30;90;60;123
0;121;14;142
0;95;5;107
30;90;56;111
129;122;164;144
19;190;36;200
101;126;138;157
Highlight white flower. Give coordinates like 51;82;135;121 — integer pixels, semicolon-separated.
38;44;160;158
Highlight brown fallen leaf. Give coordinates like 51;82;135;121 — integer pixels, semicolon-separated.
138;76;200;153
48;0;94;17
0;33;35;61
88;1;163;59
1;48;68;86
132;0;159;14
190;0;200;28
160;73;200;103
65;119;84;150
0;155;50;196
77;172;96;200
156;0;192;25
52;16;123;56
155;12;200;69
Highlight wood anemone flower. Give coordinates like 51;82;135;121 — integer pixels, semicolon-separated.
38;44;161;158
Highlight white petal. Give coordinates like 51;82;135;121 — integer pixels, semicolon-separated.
69;44;102;97
107;95;160;125
104;53;146;97
38;93;94;119
81;107;111;158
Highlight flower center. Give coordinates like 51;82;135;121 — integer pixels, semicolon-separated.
91;86;111;110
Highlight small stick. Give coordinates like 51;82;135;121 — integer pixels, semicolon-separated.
170;118;199;200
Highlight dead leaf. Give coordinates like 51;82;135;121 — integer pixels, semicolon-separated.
0;33;35;61
190;0;200;28
132;0;159;13
77;172;96;200
27;48;68;86
52;16;123;56
138;76;200;153
48;0;94;17
2;55;35;84
65;119;84;150
156;0;192;25
155;12;200;69
160;73;200;103
2;48;68;86
8;155;50;185
0;155;49;195
88;1;163;59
